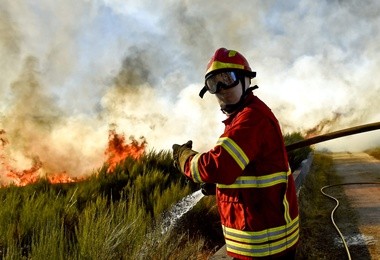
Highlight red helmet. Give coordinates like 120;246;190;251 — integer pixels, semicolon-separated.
199;48;256;98
205;48;256;79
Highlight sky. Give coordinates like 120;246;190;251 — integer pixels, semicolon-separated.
0;0;379;178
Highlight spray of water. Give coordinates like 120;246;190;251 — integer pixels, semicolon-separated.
1;1;380;182
161;189;204;234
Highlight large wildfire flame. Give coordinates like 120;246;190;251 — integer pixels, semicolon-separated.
0;128;146;187
105;129;147;173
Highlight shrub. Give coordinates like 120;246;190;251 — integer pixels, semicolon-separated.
365;147;380;160
284;132;313;171
0;149;212;259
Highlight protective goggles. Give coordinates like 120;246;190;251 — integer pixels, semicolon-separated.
204;71;240;94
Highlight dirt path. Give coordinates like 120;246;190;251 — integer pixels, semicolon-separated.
332;152;380;259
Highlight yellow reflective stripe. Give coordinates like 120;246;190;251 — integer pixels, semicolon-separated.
283;196;291;223
228;50;237;57
206;61;245;74
283;179;292;223
190;153;202;183
217;170;290;189
216;137;249;170
225;228;299;257
222;216;299;244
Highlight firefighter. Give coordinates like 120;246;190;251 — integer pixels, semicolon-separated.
172;48;299;259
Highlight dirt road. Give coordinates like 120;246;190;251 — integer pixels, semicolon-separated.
331;152;380;259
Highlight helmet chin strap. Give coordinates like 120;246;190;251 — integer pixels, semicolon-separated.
221;77;258;114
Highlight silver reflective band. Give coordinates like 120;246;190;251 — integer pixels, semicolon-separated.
226;230;299;257
216;137;249;170
223;216;299;257
217;170;291;189
190;153;203;183
223;216;299;244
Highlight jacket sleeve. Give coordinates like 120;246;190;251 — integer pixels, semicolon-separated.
182;108;271;184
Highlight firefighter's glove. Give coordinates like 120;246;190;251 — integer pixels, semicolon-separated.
172;140;197;173
201;183;216;196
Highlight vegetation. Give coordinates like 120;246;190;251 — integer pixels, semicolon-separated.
296;153;338;258
0;150;221;259
0;133;310;259
284;132;313;171
295;152;364;259
365;147;380;160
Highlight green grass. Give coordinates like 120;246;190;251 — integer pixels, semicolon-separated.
295;152;361;259
0;133;311;259
284;132;313;171
0;150;220;259
296;152;338;258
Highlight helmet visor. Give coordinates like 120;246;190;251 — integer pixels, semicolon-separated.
205;71;239;94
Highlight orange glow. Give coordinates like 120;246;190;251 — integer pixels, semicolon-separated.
105;129;147;173
5;160;42;186
46;172;83;184
0;128;146;187
305;113;341;138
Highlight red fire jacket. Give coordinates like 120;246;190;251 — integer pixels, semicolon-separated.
182;93;299;259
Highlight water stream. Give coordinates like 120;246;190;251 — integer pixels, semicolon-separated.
161;189;204;234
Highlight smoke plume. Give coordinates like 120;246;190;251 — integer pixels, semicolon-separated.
1;0;379;180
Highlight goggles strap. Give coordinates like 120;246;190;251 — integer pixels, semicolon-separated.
247;85;259;92
199;86;208;98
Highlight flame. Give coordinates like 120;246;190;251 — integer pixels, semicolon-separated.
105;129;147;173
0;128;146;187
305;113;342;138
0;130;71;186
47;171;83;184
5;159;42;186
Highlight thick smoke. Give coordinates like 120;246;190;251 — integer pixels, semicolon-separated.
1;56;106;180
1;0;379;180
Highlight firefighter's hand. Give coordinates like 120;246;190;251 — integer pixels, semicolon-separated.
201;183;216;196
172;140;197;173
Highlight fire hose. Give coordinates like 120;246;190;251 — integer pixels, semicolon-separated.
284;121;380;152
194;122;380;258
201;121;380;195
321;182;380;260
285;122;380;259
